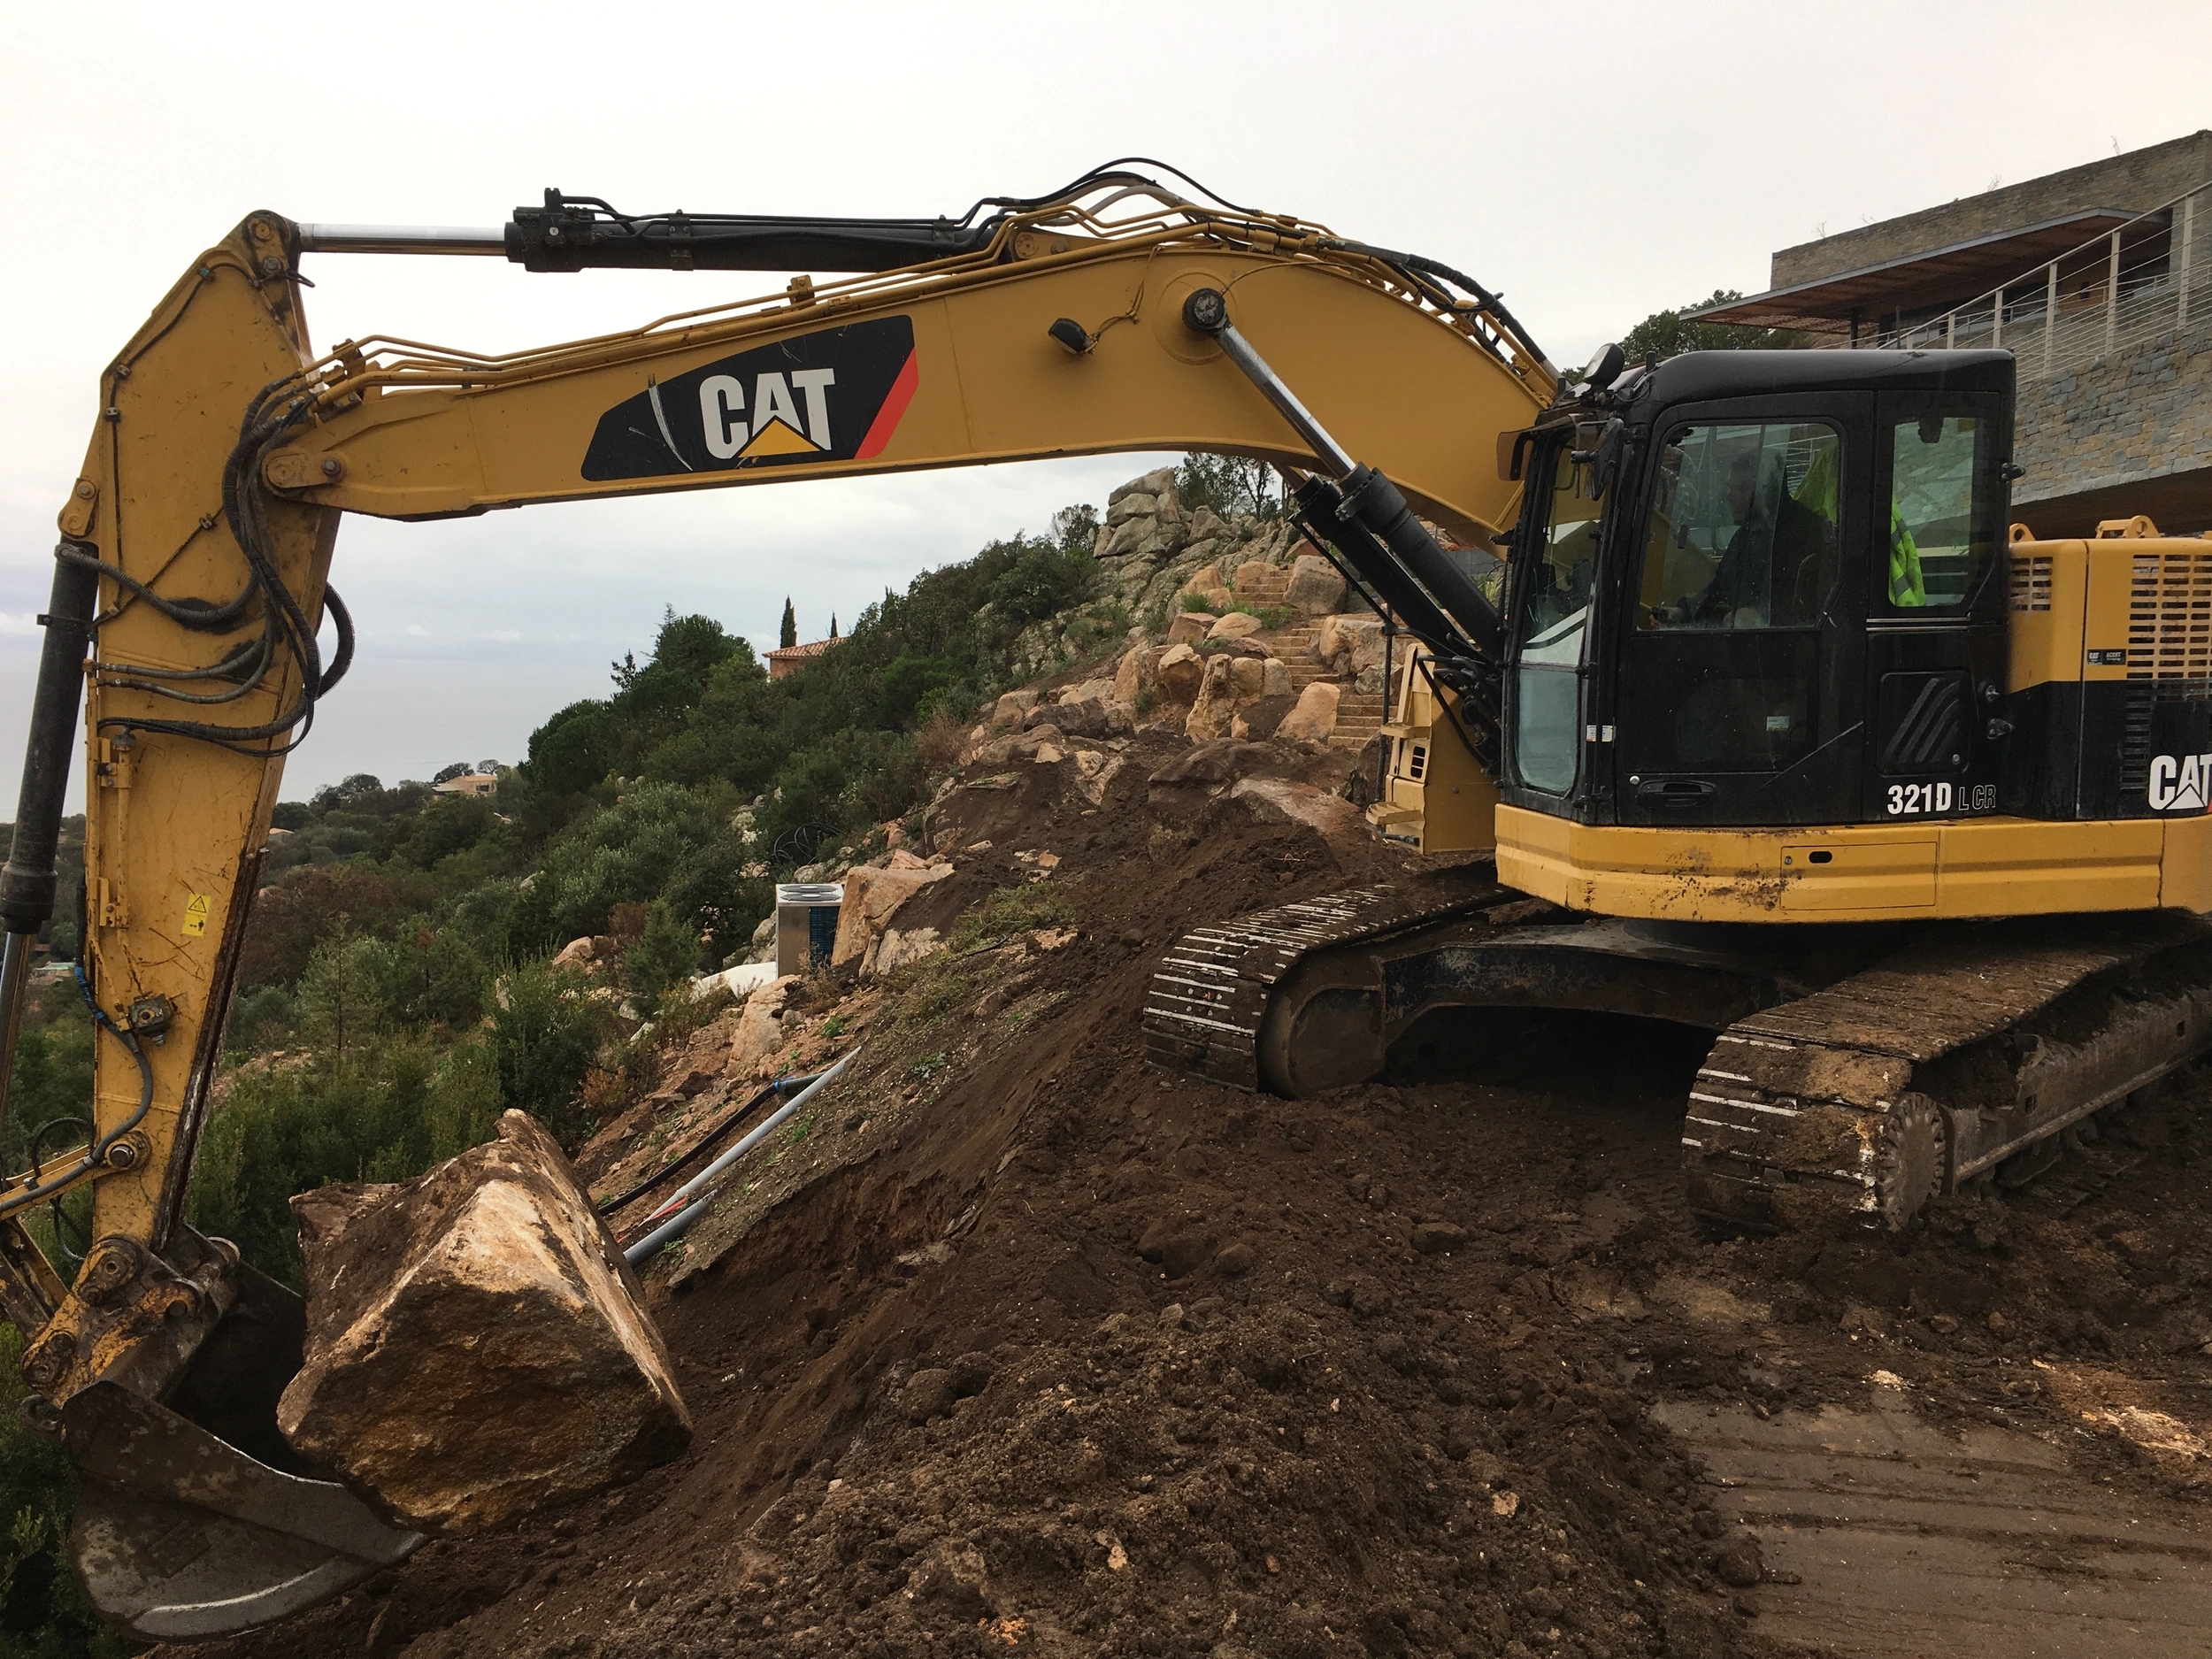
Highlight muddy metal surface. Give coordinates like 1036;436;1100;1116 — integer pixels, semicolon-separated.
159;734;2212;1659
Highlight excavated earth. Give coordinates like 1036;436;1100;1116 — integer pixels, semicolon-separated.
160;728;2212;1659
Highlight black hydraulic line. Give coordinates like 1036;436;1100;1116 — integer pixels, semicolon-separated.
593;1071;818;1217
504;160;1263;276
1333;466;1507;661
316;585;355;696
0;550;98;1137
1317;238;1554;374
1414;652;1501;777
1290;479;1469;657
1;553;98;937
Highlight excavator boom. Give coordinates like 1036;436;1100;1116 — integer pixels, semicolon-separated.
0;167;1552;1637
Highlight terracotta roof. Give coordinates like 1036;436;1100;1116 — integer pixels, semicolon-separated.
768;637;838;662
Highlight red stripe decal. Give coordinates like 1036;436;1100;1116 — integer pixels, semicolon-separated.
855;349;919;459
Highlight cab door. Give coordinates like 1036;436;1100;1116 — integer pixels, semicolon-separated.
1861;392;2010;825
1610;395;1870;827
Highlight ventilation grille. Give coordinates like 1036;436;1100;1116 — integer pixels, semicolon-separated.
2128;550;2212;680
2120;687;2155;795
2008;554;2053;612
1407;742;1427;782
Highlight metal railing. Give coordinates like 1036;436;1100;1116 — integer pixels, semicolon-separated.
1841;182;2207;380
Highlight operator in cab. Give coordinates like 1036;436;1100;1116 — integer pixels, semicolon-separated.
1662;449;1827;628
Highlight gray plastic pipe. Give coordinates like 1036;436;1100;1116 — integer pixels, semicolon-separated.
622;1047;859;1266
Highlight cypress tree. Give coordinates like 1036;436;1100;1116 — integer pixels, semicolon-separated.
779;597;797;649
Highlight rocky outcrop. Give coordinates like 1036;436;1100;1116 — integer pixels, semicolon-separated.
1087;472;1302;626
277;1111;691;1534
1184;654;1294;741
833;853;956;974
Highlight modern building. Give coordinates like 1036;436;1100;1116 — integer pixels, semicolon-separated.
1701;131;2211;537
434;772;497;798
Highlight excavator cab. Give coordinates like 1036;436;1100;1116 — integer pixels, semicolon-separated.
1494;349;2016;835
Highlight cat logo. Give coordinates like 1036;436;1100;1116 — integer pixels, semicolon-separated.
582;316;917;482
2147;751;2212;813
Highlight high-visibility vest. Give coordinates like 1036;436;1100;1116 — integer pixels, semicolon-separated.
1888;513;1927;607
1793;446;1925;607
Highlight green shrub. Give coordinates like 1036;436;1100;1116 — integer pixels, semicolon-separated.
946;884;1073;953
488;959;603;1143
624;900;697;1002
0;1326;130;1657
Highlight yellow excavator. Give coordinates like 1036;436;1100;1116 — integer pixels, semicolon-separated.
0;163;2206;1639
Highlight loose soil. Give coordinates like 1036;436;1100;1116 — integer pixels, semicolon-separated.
159;729;2212;1659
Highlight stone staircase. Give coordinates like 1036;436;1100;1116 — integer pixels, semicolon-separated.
1217;564;1383;751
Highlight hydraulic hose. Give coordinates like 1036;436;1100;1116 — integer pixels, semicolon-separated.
0;552;99;1134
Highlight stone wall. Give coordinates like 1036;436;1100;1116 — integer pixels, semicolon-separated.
2014;316;2212;527
1772;130;2212;288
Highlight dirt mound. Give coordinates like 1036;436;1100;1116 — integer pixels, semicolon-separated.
156;726;2212;1659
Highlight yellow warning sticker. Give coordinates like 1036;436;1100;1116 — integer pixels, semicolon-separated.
181;893;211;938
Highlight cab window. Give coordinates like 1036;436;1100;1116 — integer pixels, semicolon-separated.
1638;421;1841;631
1510;443;1603;795
1884;414;1989;610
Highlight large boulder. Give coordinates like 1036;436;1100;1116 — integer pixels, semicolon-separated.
1165;612;1216;646
1184;656;1239;741
1276;681;1341;741
1154;642;1204;703
1314;613;1386;675
729;973;803;1073
277;1112;690;1534
1209;612;1264;642
1112;645;1158;706
1104;490;1158;526
833;857;955;970
988;688;1038;730
1284;554;1348;616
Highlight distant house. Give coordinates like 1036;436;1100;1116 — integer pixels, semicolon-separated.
435;773;497;798
768;637;838;682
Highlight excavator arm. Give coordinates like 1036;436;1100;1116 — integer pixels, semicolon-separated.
0;169;1550;1638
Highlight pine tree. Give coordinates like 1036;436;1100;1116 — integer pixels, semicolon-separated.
779;597;797;649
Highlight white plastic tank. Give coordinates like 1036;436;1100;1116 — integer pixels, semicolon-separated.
774;883;843;978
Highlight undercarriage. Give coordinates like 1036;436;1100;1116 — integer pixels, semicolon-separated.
1144;867;2212;1233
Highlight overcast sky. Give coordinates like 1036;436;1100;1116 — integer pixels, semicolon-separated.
4;2;2207;803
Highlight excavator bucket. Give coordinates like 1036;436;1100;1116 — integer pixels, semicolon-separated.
64;1381;420;1642
53;1256;419;1641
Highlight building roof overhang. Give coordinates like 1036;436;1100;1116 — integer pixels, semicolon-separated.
1696;208;2170;334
